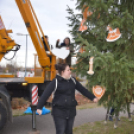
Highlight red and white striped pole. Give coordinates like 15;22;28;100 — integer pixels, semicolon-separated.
31;85;39;132
32;85;38;105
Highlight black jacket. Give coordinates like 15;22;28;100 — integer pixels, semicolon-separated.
37;75;95;118
56;42;67;48
56;42;74;52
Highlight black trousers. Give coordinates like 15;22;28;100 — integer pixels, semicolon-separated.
53;116;75;134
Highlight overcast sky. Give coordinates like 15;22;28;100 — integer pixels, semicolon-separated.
0;0;79;68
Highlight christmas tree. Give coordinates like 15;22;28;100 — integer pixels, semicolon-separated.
67;0;134;116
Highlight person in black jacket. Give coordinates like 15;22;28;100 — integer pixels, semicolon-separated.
37;63;98;134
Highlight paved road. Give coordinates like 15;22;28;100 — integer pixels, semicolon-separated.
2;105;134;134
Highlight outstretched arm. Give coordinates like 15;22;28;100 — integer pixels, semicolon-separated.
75;78;98;102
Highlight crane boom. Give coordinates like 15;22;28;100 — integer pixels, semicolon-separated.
15;0;56;80
15;0;51;67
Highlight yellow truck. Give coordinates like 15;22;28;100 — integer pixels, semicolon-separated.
0;0;57;130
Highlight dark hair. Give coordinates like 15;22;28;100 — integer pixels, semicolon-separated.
63;37;71;45
45;35;48;39
55;63;69;75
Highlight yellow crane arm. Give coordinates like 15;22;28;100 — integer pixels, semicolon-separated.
15;0;51;68
15;0;56;80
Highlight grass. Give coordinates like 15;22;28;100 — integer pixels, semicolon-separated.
12;109;26;116
73;116;134;134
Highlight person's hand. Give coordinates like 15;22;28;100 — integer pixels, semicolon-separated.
93;98;99;103
57;39;60;42
66;47;70;50
37;109;42;115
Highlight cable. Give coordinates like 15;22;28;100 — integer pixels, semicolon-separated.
3;44;21;61
4;51;17;61
9;44;21;52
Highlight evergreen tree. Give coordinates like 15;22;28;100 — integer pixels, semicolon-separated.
67;0;134;114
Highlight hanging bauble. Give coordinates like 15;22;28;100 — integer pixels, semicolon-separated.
92;85;106;99
87;57;94;75
79;7;92;32
106;26;121;42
